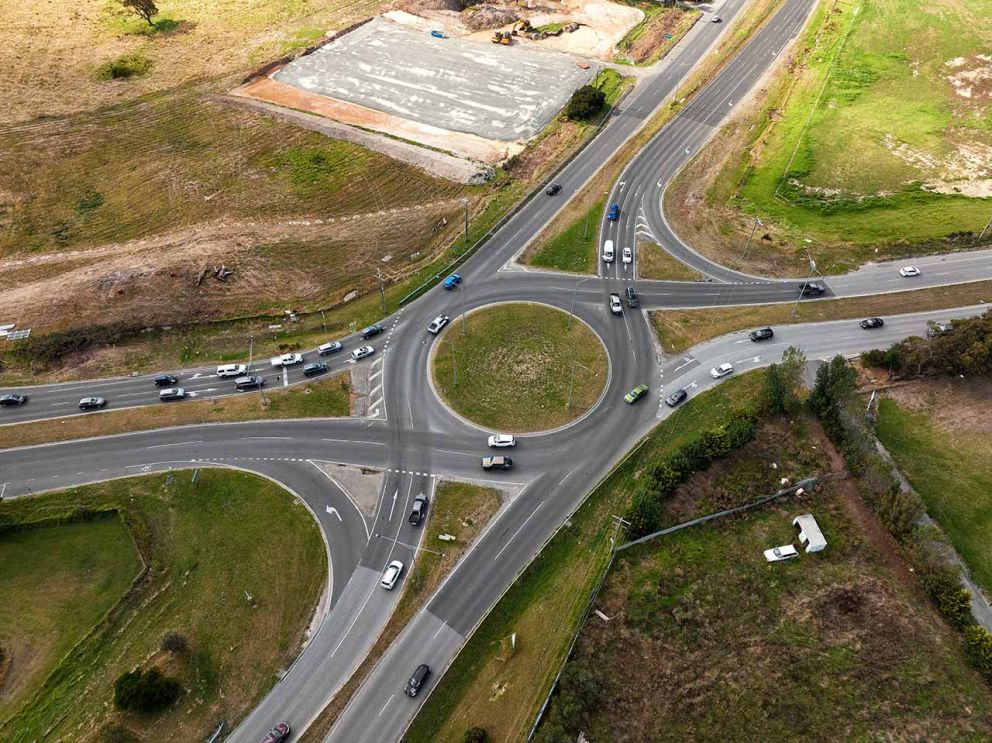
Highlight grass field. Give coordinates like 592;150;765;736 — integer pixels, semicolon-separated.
0;371;351;450
666;0;992;275
406;372;764;743
432;304;608;431
0;470;326;741
297;480;502;742
614;3;699;66
549;479;992;740
635;240;704;280
877;389;992;595
650;280;992;353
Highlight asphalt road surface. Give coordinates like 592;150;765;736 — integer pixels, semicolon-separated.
3;0;992;741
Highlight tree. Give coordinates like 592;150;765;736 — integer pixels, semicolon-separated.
764;346;806;414
113;667;183;713
964;625;992;681
120;0;158;26
463;727;489;743
566;85;606;121
160;631;188;654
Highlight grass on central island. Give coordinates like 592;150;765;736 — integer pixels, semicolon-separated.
432;303;608;432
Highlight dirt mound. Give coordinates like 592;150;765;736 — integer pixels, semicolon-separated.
462;4;518;31
395;0;474;13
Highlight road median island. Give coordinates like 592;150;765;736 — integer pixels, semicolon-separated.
651;279;992;353
297;480;502;742
431;303;608;433
635;239;705;280
0;372;351;450
0;470;326;740
405;373;764;743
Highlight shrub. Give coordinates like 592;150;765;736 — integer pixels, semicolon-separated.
100;724;137;743
113;667;183;713
566;85;606;120
160;631;188;654
964;625;992;681
95;53;153;81
916;555;973;629
463;727;489;743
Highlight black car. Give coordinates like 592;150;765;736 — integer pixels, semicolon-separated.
799;280;826;297
303;362;329;377
409;494;429;526
665;389;688;408
361;324;385;340
235;375;265;391
546;183;562;196
405;664;432;697
78;397;107;410
860;317;884;329
0;393;27;407
749;327;774;342
153;374;178;386
625;286;639;308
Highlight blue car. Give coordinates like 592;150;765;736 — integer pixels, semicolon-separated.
607;203;620;221
443;274;462;290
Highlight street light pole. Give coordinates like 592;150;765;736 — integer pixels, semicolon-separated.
741;216;763;263
567;276;595;331
374;533;444;556
567;360;595;411
462;198;470;249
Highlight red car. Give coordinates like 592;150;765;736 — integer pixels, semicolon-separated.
261;722;290;743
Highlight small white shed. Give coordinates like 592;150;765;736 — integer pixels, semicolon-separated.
793;513;827;553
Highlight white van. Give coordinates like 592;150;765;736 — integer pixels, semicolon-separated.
216;363;248;378
602;240;615;263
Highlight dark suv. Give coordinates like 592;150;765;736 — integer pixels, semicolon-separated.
799;280;826;297
405;664;432;697
749;327;774;342
625;286;639;308
409;494;429;526
361;324;385;340
153;374;177;386
0;393;28;407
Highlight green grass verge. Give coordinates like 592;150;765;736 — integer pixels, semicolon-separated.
406;372;763;742
568;488;992;741
0;470;326;741
735;0;992;250
527;199;604;273
635;240;704;280
877;397;992;594
432;303;608;432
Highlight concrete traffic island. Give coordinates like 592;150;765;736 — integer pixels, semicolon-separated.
430;302;608;432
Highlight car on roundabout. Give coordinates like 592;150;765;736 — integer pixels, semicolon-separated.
488;434;516;448
710;362;734;379
427;314;450;335
798;280;826;297
304;362;329;377
607;203;620;221
860;317;884;329
352;345;375;361
624;384;648;404
749;327;774;342
609;293;623;315
443;274;463;290
665;388;688;407
271;353;304;368
482;456;513;471
318;341;343;355
380;560;404;590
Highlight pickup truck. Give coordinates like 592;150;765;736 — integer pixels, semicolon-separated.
270;353;304;368
409;494;429;526
482;456;513;471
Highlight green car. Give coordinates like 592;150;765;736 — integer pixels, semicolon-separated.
624;384;648;404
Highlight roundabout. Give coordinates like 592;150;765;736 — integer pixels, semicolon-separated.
430;303;609;433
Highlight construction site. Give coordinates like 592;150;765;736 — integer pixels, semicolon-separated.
233;0;646;171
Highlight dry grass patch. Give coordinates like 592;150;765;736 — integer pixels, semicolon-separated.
651;280;992;354
635;240;704;280
0;372;350;450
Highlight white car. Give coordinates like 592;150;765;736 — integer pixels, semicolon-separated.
216;363;248;378
710;362;734;379
899;266;920;277
602;239;615;263
427;314;450;335
380;560;404;590
622;246;633;264
609;293;623;315
763;545;799;562
352;345;375;361
270;353;304;368
488;434;517;448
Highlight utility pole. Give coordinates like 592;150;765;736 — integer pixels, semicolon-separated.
567;276;594;330
321;309;327;335
979;210;992;242
451;342;458;386
567;360;595;411
375;268;386;315
248;335;267;405
793;254;818;316
741;216;763;263
462;198;470;249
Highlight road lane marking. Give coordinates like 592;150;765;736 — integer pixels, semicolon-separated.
494;501;544;561
145;440;203;449
378;694;395;717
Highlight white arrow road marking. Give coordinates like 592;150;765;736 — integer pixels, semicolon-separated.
753;356;762;363
190;373;203;379
325;506;342;521
0;482;7;499
387;489;398;522
673;358;695;372
619;181;626;190
688;381;699;389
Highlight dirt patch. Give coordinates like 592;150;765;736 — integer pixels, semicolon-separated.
873;375;992;437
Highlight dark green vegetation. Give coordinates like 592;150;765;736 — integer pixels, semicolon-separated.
432;303;608;431
95;53;153;80
407;373;764;742
527;199;604;273
0;471;326;741
113;667;183;713
565;85;606;121
541;480;992;741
